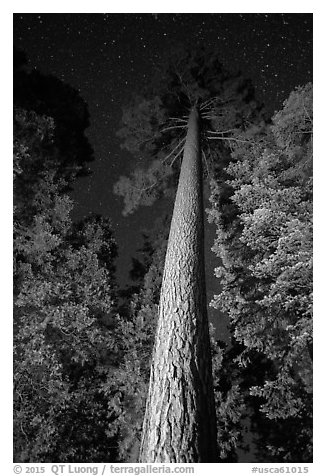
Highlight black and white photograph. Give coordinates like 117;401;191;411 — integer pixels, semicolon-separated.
11;6;313;469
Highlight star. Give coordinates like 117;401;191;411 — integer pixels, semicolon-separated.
13;12;312;286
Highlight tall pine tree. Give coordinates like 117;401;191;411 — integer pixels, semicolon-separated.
114;46;262;462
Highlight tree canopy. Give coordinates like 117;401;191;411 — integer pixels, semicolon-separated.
13;45;313;463
13;104;121;461
114;46;263;215
208;83;312;461
14;46;94;183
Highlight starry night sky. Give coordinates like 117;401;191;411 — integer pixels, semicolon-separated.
13;13;313;323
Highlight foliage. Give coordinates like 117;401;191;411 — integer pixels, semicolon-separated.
208;83;313;461
14;107;120;462
109;218;169;461
114;217;251;462
14;46;94;183
114;46;262;215
13;45;313;463
210;334;247;461
114;159;174;216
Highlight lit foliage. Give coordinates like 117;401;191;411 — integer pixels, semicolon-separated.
112;217;248;462
14;108;119;462
209;333;247;461
108;220;169;461
208;83;312;460
114;159;174;216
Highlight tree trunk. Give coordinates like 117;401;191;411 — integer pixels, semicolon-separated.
139;106;217;463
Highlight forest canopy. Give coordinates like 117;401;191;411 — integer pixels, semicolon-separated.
13;45;312;463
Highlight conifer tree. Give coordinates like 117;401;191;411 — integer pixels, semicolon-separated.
208;83;313;461
14;106;119;462
115;47;261;462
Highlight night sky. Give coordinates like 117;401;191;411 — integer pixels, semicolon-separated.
13;13;313;336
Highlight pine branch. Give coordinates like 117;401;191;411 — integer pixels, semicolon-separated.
199;97;221;111
207;136;254;145
160;124;187;133
162;137;186;164
200;96;230;111
207;129;238;135
202;148;211;180
169;145;185;167
302;101;312;123
175;69;193;104
168;117;188;123
131;181;158;193
201;113;224;120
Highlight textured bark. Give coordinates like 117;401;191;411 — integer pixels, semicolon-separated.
139;107;217;463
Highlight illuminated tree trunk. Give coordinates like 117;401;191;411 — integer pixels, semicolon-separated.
139;106;217;463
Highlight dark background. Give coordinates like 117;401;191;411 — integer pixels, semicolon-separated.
13;13;313;339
